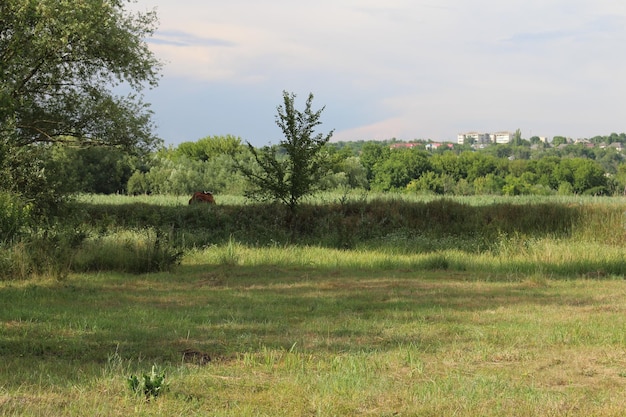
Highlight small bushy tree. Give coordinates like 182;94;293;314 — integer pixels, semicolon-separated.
238;91;334;211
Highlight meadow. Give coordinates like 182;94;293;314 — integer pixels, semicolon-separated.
2;193;626;416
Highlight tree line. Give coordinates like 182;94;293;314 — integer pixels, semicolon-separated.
40;131;626;199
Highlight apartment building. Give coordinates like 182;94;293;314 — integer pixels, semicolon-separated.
458;131;514;145
457;132;490;145
490;131;514;144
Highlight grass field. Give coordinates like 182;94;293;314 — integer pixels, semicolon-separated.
2;248;626;415
2;194;626;415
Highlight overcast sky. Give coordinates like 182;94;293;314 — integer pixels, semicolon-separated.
130;0;626;147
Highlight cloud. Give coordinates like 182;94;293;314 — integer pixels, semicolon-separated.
130;0;626;146
149;30;235;47
332;117;411;142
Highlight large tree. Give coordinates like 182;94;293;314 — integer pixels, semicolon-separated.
370;148;431;191
238;91;334;211
0;0;162;151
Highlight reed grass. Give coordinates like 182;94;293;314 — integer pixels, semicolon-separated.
3;193;626;280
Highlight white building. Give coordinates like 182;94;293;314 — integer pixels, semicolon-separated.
457;132;490;145
490;131;514;144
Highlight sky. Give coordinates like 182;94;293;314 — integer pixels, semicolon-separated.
129;0;626;147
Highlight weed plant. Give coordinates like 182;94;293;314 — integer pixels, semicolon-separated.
128;365;167;400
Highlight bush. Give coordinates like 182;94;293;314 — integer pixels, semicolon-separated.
0;191;31;243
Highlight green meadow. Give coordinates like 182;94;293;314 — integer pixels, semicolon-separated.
2;194;626;416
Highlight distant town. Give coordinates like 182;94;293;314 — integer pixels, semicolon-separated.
381;130;626;153
457;131;534;145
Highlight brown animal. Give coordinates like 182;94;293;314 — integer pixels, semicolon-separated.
189;191;215;205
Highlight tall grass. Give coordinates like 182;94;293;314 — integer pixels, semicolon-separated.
0;227;182;280
184;236;626;279
3;193;626;280
76;193;247;206
72;228;183;274
72;195;587;247
76;191;626;207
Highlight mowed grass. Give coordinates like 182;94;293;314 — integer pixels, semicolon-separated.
2;245;626;416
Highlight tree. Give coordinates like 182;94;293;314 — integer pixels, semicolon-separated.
51;146;136;194
463;152;501;182
176;135;243;162
237;91;334;211
553;158;607;194
1;0;161;150
513;128;523;146
359;142;390;182
0;0;162;209
370;148;431;191
552;136;568;147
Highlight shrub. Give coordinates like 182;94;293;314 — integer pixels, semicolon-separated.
0;191;31;243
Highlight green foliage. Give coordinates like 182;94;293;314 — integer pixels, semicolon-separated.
50;146;137;194
0;0;161;150
361;145;612;196
554;158;608;194
473;174;504;195
127;170;150;195
175;134;243;161
0;140;71;215
0;0;162;216
359;142;391;181
370;148;431;191
0;191;31;243
128;366;167;400
320;156;369;190
126;156;239;196
513;128;523;146
31;131;626;201
407;171;455;194
237;91;334;210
